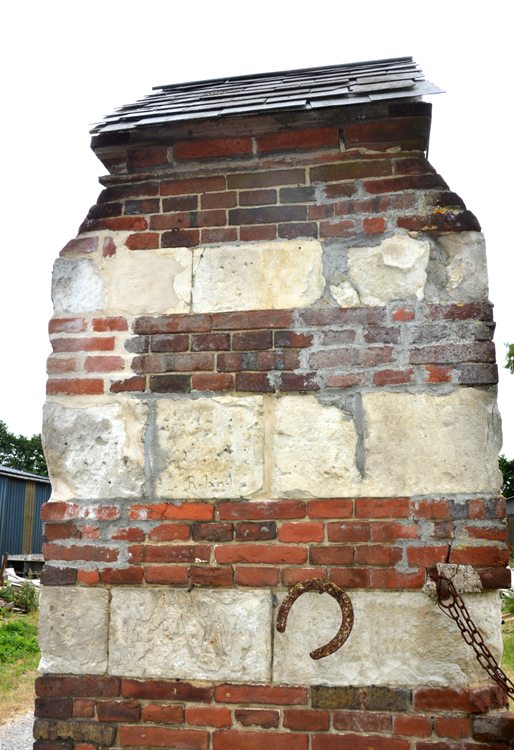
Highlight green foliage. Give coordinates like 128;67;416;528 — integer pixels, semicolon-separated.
501;591;514;615
499;454;514;498
0;420;47;476
0;618;39;665
505;343;514;374
0;581;39;613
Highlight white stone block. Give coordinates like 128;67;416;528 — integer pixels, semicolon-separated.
109;588;272;681
43;399;147;500
192;241;324;313
273;590;502;686
347;234;430;305
439;231;489;301
104;247;192;315
362;389;503;495
38;587;108;675
52;258;106;314
153;396;264;499
330;280;360;307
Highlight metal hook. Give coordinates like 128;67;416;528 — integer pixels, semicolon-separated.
276;578;354;660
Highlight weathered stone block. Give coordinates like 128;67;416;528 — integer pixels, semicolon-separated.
192;241;324;313
52;258;106;313
109;588;272;681
105;247;192;314
153;396;264;499
43;399;147;501
273;590;501;686
439;231;488;301
38;588;108;675
33;718;115;745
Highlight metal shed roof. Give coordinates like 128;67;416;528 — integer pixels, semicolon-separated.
91;56;442;136
0;464;50;483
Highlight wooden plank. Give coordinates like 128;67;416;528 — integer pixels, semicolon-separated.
22;481;36;555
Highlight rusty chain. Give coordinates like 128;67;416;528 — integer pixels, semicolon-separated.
432;569;514;698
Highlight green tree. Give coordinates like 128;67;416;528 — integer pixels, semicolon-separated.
0;421;48;477
505;343;514;374
499;454;514;498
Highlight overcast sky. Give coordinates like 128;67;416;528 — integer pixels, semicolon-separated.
2;1;514;457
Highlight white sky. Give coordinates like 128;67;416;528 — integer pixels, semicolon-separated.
2;1;514;457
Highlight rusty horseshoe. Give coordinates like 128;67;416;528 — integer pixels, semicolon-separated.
276;578;354;660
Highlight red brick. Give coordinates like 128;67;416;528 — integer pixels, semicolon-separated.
162;229;199;248
283;709;329;731
161;176;226;196
92;506;120;520
196;209;227;227
36;675;120;698
77;569;100;585
201;191;237;209
358;346;395;366
60;236;99;256
478;567;512;589
151;334;189;352
85;356;124;373
279;522;324;543
427;302;493;322
278;222;318;239
333;710;391;732
142;703;184;724
127;146;168;169
395;156;435;175
213;731;307;750
435;716;470;739
41;502;81;521
34;697;73;719
410;342;495;365
186;707;231;728
72;699;95;718
49;318;87;333
274;331;313;348
414;686;492;714
192;373;233;391
191;523;232;542
227;169;305;190
130;502;214;521
364;174;447;194
110;376;146;393
79;216;148;233
122;679;211;702
128;544;210;564
218;500;305;520
426;365;452;383
100;567;144;584
202;227;237;244
301;307;385;327
393;714;432;737
326;372;365;388
466;525;507;541
370;568;425;588
97;700;140;722
453;546;509;566
145;566;189;585
239;189;277;206
393;307;415;322
234;708;279;728
124;198;160;215
148;524;190;541
239;225;277;241
235;373;275;392
281;568;325;585
407;545;448;566
355;545;402;566
125;232;159;250
371;522;419;542
320;220;356;237
333;198;374;215
323;182;358;200
235;522;277;541
312;735;408;750
312;160;391;183
150;212;191;230
119;726;208;749
345;118;430;150
257;127;339;154
81;525;99;539
43;522;81;541
309;546;354;565
215;544;306;565
364;217;386;234
328;522;370;542
191;567;233;586
373;368;414;386
233;330;272;351
234;566;279;586
215;684;308;705
230;205;307;225
378;194;417;212
43;543;118;563
111;527;145;542
92;316;128;332
51;337;115;352
308;204;329;219
355;497;410;518
413;499;451;519
280;373;319;391
212;310;293;330
175;137;252;160
310;349;353;368
307;499;352;518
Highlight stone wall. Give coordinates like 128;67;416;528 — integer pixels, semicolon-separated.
36;103;513;748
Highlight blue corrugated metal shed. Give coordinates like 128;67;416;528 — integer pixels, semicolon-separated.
0;465;51;562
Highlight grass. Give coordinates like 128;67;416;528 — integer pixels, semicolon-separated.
0;609;40;724
501;618;514;710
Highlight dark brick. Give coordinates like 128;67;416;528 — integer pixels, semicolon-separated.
60;237;99;256
191;333;230;351
121;679;212;702
395;156;436;175
278;222;318;239
311;160;391;182
124;336;149;353
150;335;189;353
163;195;198;212
324;182;358;200
397;210;481;233
455;364;498;385
478;567;512;589
192;523;233;542
427;302;493;322
301;307;386;326
87;202;122;220
471;714;514;742
364;326;401;344
344;118;430;150
280;373;319;391
161;229;199;247
235;373;275;392
428;191;466;209
239;189;277;206
235;522;277;541
149;375;190;393
35;699;73;719
364;174;448;194
97;700;140;722
97;182;159;202
229;206;306;225
227;169;305;189
274;331;313;348
33;719;116;746
40;567;77;586
409;343;495;365
190;567;233;586
33;743;71;750
234;708;280;728
363;686;410;711
233;330;272;351
279;186;316;203
124;199;160;215
320;330;357;346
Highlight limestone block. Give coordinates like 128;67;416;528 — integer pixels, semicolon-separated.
330;280;360;307
346;234;430;305
38;587;108;674
192;241;324;313
153;396;264;499
273;590;502;686
104;247;192;315
43;399;147;500
271;395;362;498
109;588;272;681
362;390;503;496
439;231;489;301
52;258;106;313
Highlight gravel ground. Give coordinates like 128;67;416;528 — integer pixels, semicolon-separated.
0;711;33;750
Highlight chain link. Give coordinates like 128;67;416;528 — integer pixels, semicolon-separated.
434;570;514;698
